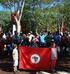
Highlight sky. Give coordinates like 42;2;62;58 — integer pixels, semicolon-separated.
0;4;5;11
0;0;63;11
0;5;10;11
0;4;14;12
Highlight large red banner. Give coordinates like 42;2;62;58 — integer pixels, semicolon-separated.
18;46;55;70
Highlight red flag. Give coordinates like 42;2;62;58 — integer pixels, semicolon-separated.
18;46;56;70
60;21;65;33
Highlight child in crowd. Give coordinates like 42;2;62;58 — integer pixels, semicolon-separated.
51;42;58;72
12;44;18;72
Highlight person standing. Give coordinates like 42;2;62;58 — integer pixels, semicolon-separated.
51;42;57;72
12;44;18;72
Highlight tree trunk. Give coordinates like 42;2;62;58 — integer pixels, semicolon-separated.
16;20;21;35
14;0;25;35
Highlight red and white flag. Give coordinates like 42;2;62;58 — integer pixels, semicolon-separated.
18;46;57;70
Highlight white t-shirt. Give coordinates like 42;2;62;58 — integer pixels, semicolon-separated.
12;48;18;66
28;34;35;42
51;48;57;60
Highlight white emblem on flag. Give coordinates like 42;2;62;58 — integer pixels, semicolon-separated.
30;54;40;64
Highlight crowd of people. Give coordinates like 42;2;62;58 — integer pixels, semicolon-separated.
0;30;70;56
0;30;70;71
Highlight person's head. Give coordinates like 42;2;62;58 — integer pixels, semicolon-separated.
52;42;56;48
28;33;31;36
14;31;18;35
13;44;17;49
47;31;51;35
23;34;26;38
30;31;32;34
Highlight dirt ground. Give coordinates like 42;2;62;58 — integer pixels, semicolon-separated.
0;60;41;74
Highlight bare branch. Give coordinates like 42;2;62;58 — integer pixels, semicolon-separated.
19;0;25;21
14;15;18;22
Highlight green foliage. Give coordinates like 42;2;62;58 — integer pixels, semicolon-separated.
41;0;53;3
0;0;70;32
55;2;70;31
0;11;11;32
63;3;70;31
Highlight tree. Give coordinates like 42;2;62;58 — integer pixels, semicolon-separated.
1;0;70;33
0;11;10;32
54;1;70;31
0;0;25;35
